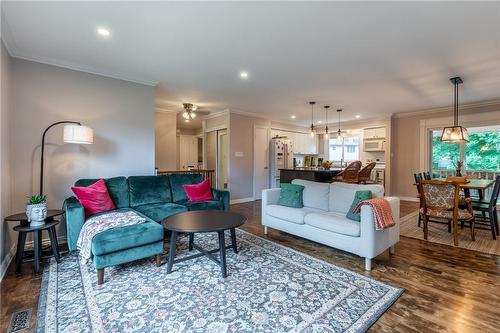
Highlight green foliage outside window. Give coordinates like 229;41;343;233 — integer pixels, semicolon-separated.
431;130;500;172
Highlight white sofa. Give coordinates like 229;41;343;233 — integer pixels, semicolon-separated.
261;179;400;270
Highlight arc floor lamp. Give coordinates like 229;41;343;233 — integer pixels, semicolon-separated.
39;121;94;195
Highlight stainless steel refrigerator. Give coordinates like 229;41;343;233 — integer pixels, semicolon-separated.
269;138;293;188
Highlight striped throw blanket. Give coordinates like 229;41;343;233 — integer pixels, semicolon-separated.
77;211;146;260
353;197;395;230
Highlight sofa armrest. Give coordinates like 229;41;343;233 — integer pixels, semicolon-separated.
64;196;85;251
359;196;400;258
212;188;230;211
262;188;281;206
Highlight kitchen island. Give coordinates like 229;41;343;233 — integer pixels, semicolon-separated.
279;168;343;183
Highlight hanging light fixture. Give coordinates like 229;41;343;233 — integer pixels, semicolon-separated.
441;77;469;142
336;109;344;138
309;101;316;137
324;105;330;139
182;103;198;122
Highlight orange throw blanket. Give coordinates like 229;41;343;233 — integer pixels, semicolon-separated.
353;197;395;230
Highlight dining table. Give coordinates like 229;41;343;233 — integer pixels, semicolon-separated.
442;178;495;200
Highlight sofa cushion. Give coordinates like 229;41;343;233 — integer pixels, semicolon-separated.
278;183;304;208
71;179;116;217
329;182;384;214
291;179;330;211
133;202;187;222
266;204;323;224
169;173;204;203
75;176;129;208
304;212;361;237
129;176;172;207
181;200;223;211
346;190;373;222
92;220;164;256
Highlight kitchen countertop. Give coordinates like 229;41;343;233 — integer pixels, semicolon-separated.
279;167;343;172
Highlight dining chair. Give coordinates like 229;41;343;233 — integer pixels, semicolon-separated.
423;171;431;180
419;180;475;246
334;160;362;183
415;173;451;232
471;175;500;239
358;162;376;184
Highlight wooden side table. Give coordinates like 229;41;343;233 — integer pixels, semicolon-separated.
5;210;64;274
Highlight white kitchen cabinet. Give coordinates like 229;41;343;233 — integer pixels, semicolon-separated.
363;127;386;139
270;130;318;154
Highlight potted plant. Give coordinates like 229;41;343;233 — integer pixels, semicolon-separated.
26;194;48;226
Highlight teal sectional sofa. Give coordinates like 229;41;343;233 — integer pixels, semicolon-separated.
64;174;229;284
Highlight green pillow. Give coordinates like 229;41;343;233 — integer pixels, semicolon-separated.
278;184;305;208
346;190;372;222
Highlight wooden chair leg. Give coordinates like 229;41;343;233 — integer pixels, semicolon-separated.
453;218;459;246
97;268;104;285
470;218;475;241
156;254;161;267
487;209;496;240
423;214;428;240
418;213;422;227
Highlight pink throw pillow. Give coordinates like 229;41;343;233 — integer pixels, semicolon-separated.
71;179;116;217
182;179;214;202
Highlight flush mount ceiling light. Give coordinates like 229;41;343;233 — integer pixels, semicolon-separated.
290;115;296;119
240;71;248;79
97;27;110;37
324;105;330;139
182;103;198;120
309;101;316;137
441;76;468;142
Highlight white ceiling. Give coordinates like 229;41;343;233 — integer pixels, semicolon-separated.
2;1;500;126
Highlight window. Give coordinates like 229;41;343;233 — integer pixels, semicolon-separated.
329;135;360;162
430;126;500;173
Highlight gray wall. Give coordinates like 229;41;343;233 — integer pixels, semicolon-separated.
155;111;177;171
1;41;14;273
9;59;155;239
229;113;271;200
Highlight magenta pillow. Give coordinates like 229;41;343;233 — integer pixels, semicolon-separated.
71;179;116;217
182;179;214;202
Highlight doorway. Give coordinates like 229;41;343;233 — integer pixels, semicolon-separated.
254;126;269;199
217;129;229;189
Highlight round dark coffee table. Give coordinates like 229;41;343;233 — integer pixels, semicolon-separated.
162;210;246;278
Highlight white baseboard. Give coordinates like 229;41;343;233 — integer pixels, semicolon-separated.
230;197;255;205
398;196;419;202
0;244;16;281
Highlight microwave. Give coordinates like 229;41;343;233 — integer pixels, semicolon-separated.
363;139;385;152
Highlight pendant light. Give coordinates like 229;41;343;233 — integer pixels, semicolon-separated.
441;77;469;142
324;105;330;139
309;101;316;137
336;109;344;138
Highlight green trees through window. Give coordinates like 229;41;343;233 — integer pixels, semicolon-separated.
431;127;500;172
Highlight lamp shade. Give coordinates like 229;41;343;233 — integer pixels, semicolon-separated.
440;126;469;142
63;125;94;144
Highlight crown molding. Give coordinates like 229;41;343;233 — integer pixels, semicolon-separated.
392;98;500;119
11;52;159;86
203;109;229;120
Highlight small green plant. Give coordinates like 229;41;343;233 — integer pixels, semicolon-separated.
27;194;47;204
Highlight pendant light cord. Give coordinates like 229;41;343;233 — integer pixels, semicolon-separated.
454;81;458;127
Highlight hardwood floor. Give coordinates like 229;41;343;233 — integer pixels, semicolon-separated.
1;200;499;333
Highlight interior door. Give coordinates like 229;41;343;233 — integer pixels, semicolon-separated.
217;129;229;189
254;127;269;200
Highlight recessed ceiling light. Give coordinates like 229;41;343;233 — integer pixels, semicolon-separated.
355;115;361;119
97;27;110;37
240;71;248;78
317;120;322;124
290;115;296;119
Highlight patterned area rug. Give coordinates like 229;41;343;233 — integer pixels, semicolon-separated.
400;210;499;255
36;229;403;333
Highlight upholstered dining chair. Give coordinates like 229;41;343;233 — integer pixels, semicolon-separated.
415;174;451;232
334;160;362;183
419;180;475;246
358;162;376;184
